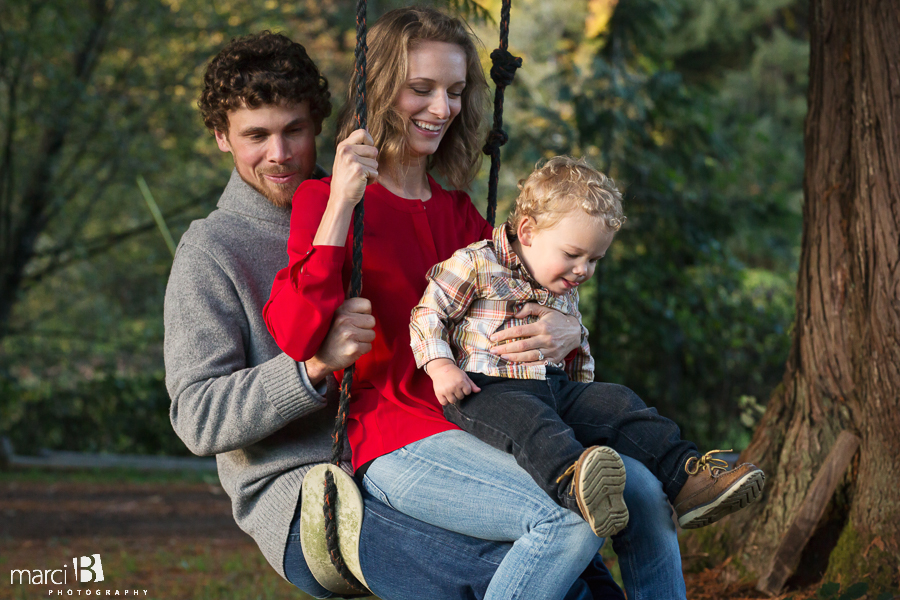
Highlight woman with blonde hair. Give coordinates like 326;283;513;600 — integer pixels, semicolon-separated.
266;6;686;599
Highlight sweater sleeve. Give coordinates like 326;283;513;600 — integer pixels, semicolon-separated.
409;249;480;368
566;289;596;383
263;178;348;362
164;242;331;457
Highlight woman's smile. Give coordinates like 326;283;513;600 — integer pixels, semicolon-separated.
411;119;445;134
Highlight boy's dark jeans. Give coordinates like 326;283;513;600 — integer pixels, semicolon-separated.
443;368;698;512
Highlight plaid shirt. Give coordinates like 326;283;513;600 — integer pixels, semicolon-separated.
410;224;594;382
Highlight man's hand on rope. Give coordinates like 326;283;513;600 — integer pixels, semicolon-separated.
331;128;379;209
489;303;579;366
305;298;376;383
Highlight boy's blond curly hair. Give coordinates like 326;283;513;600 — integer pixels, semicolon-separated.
507;156;625;234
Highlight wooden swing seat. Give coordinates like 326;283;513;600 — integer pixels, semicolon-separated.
301;464;370;595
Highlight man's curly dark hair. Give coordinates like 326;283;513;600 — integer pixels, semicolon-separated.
199;31;331;134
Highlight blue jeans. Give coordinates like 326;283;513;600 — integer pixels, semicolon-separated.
445;369;699;508
362;430;602;600
284;451;686;600
283;478;626;600
615;455;687;600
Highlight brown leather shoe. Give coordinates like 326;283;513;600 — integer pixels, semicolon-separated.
559;446;629;537
673;450;765;529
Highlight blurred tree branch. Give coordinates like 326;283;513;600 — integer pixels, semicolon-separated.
0;0;115;338
22;192;215;289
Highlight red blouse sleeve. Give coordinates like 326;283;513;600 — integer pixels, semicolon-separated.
263;178;348;362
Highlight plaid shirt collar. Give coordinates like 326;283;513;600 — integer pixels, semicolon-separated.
493;223;553;302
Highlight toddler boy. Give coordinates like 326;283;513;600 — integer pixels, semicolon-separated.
410;156;764;537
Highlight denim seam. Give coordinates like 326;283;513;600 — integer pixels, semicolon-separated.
453;403;548;484
499;511;554;598
376;432;601;599
395;443;558;521
620;532;642;600
362;509;504;568
569;420;686;492
570;422;658;464
546;376;560;412
393;434;586;597
455;401;581;511
361;474;395;510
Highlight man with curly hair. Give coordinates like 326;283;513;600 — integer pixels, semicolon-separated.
164;31;625;600
197;31;332;207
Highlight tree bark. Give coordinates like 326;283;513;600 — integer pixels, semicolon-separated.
707;0;900;591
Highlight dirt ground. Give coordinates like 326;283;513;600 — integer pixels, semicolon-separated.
0;473;818;600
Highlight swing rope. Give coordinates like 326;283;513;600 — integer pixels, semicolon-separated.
321;0;367;592
483;0;522;226
321;1;518;591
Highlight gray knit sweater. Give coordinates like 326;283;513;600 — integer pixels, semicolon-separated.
164;169;346;579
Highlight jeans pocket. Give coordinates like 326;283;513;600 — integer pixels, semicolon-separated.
361;473;395;510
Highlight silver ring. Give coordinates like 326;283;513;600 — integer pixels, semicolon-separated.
536;349;544;362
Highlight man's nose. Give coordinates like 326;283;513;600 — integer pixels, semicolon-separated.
268;136;292;163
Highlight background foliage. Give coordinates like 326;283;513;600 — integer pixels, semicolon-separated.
1;0;807;455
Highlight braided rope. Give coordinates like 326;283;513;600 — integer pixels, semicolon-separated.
321;2;516;592
483;0;521;226
320;0;368;593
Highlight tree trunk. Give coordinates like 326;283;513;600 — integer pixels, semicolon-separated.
701;0;900;591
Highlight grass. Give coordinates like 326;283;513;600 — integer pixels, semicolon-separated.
1;539;319;599
0;466;335;600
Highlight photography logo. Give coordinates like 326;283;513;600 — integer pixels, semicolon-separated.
74;554;104;583
9;553;147;595
10;554;102;585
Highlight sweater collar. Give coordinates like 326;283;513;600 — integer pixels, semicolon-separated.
216;170;293;226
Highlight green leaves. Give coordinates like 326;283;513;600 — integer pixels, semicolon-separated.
488;0;805;448
3;0;809;456
817;581;870;600
812;581;899;600
1;369;186;456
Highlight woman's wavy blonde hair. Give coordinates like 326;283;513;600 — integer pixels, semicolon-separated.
508;156;626;233
336;6;488;190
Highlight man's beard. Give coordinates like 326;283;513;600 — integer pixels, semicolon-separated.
243;167;300;208
255;178;294;208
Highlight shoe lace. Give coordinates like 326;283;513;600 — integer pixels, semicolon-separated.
556;463;576;484
556;463;578;497
685;449;733;476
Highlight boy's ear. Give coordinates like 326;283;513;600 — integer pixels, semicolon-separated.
517;216;536;246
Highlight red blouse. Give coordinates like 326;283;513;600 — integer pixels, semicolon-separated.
264;175;493;471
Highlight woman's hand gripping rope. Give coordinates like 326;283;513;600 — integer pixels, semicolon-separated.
314;129;379;248
331;129;379;208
